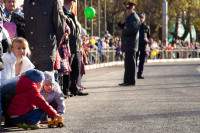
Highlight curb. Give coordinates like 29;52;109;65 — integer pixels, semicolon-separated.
85;61;124;70
85;58;200;70
147;58;200;63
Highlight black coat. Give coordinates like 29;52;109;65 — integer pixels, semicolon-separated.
63;7;82;54
23;0;65;63
0;29;12;70
0;5;11;70
121;12;140;53
139;23;150;49
11;12;25;38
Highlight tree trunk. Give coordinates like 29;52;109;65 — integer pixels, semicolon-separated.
180;8;191;41
174;14;180;39
196;30;200;42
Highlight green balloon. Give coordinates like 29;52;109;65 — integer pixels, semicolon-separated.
84;7;96;19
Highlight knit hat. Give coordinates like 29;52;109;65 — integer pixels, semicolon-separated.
24;69;45;83
43;71;55;85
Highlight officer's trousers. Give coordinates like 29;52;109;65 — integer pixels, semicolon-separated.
136;48;146;76
124;52;136;84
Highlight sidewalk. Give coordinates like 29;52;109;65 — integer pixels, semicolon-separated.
85;58;200;70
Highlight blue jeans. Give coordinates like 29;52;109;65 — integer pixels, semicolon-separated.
1;81;17;120
1;80;17;104
11;108;45;125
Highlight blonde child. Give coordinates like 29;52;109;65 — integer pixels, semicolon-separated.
1;37;34;85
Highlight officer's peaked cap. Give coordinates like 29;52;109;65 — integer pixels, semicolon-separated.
123;2;136;9
138;13;145;18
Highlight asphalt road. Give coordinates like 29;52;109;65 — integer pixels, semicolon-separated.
3;61;200;133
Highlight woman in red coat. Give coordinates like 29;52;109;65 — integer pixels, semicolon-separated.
7;69;58;130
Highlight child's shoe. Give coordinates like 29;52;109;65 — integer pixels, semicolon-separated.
21;120;40;130
21;123;39;130
21;123;28;130
27;124;39;130
16;123;23;128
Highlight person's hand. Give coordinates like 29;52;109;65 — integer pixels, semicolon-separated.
57;114;63;120
121;20;126;24
21;72;26;76
124;27;127;29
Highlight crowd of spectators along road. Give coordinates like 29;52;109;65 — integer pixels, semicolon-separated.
82;32;200;65
145;39;200;59
85;35;200;63
81;31;123;64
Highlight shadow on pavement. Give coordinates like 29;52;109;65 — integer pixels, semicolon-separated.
2;126;48;132
117;110;200;122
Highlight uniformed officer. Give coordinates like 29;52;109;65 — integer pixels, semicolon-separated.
136;13;150;79
118;2;140;86
23;0;66;71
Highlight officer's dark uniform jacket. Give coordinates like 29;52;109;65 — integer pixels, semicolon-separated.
23;0;65;63
139;23;150;49
63;7;81;54
121;12;140;53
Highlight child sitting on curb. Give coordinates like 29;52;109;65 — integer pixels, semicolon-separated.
40;71;65;124
7;69;58;130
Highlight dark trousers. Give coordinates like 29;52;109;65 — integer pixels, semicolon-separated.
34;61;54;71
136;49;146;76
0;81;17;125
124;52;136;84
63;52;81;95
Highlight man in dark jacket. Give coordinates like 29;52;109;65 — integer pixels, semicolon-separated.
136;13;150;79
118;2;140;86
23;0;65;71
63;0;88;96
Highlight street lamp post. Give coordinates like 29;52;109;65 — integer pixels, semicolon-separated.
90;0;93;36
104;0;107;33
97;0;100;37
162;0;168;44
84;0;87;30
77;0;79;20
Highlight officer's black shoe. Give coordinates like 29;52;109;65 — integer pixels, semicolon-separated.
137;76;144;79
119;83;135;86
76;91;89;96
119;83;126;86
